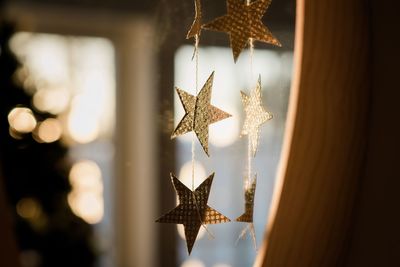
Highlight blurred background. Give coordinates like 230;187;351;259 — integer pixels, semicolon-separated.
0;0;294;266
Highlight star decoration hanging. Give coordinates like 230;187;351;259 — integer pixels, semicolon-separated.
236;176;257;223
187;0;202;39
235;176;257;248
156;173;231;254
171;71;232;156
202;0;281;62
241;75;272;156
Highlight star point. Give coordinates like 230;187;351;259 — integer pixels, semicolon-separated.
236;176;257;223
241;76;272;156
187;0;202;39
171;72;232;156
156;173;231;254
202;0;281;62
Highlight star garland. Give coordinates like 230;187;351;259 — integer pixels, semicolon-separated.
157;0;232;254
235;176;257;248
186;0;202;39
241;76;273;157
156;173;230;254
171;72;232;156
202;0;281;62
156;0;279;255
236;76;273;248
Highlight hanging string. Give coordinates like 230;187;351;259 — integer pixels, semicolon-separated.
235;223;257;249
247;0;254;187
191;34;200;191
249;40;255;80
238;0;257;250
191;33;215;239
244;43;257;251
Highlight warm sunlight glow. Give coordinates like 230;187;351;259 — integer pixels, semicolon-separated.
69;160;103;192
209;111;240;147
174;37;293;264
33;88;70;114
67;96;100;144
8;107;37;134
11;32;116;144
178;160;207;189
68;192;104;224
181;259;206;267
68;160;104;224
10;32;69;86
37;118;62;143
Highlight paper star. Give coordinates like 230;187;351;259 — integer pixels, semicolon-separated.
236;176;257;223
187;0;202;39
236;176;257;248
156;173;231;254
171;71;232;156
241;76;272;156
202;0;281;62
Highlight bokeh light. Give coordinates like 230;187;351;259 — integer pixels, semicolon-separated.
69;160;103;192
11;32;115;145
9;127;23;140
8;107;37;134
10;32;117;265
33;88;70;114
213;264;233;267
68;192;104;224
68;160;104;224
10;32;69;85
67;95;100;144
20;250;42;267
37;118;62;143
181;259;206;267
16;198;41;220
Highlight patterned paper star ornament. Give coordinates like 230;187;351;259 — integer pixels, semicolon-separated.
202;0;281;62
187;0;202;39
156;173;231;254
241;76;273;156
171;71;232;156
235;177;257;248
236;176;257;223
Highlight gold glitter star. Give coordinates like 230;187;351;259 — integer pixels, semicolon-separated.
156;173;231;254
171;71;232;156
236;176;257;223
202;0;281;62
187;0;202;39
235;176;257;248
241;76;272;156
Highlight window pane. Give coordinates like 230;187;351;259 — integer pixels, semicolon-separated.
173;45;292;266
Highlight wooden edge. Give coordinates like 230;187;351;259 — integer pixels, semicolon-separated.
256;0;370;265
254;0;305;264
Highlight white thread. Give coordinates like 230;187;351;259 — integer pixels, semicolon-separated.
191;34;214;239
238;0;257;250
191;34;199;192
